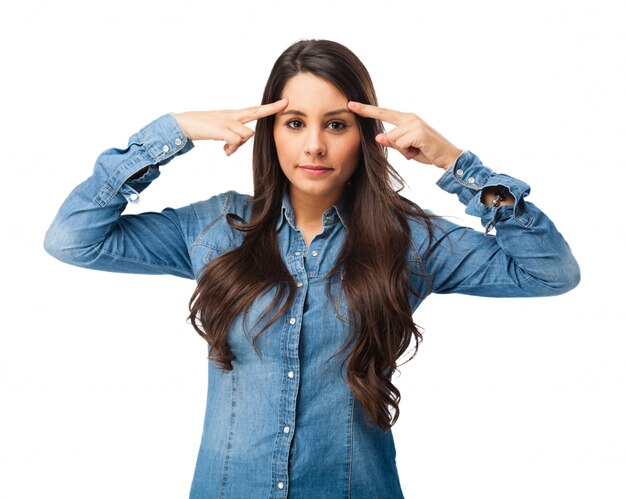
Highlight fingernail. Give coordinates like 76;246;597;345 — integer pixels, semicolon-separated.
348;101;357;109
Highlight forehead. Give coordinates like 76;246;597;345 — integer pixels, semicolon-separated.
280;73;348;110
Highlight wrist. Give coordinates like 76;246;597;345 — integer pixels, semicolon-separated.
442;148;464;170
173;112;195;140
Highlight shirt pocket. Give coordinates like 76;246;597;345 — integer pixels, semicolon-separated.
329;271;355;326
190;240;239;280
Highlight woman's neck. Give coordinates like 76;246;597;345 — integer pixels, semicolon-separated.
288;188;339;227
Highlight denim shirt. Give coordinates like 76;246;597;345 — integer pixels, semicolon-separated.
44;113;580;498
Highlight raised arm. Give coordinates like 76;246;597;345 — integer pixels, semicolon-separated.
43;113;197;277
423;150;580;297
348;101;580;298
44;100;289;278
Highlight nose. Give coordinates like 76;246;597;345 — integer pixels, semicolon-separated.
304;129;326;157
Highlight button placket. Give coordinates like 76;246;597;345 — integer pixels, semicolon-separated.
275;261;305;497
303;241;324;275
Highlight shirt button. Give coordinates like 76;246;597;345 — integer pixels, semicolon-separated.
162;144;170;153
311;250;319;257
468;177;476;184
289;317;296;325
296;282;303;288
277;482;284;490
288;371;294;378
294;251;302;256
456;168;464;176
174;138;182;146
129;193;139;202
283;426;290;433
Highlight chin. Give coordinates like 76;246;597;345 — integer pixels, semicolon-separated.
293;183;345;199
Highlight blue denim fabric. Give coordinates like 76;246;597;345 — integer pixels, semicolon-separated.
44;113;580;498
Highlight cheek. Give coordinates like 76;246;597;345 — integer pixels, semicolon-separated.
274;132;302;181
273;129;294;164
273;127;283;157
342;134;362;168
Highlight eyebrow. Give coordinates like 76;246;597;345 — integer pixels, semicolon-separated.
279;109;351;117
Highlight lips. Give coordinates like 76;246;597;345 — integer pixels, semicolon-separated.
298;164;333;177
298;165;332;171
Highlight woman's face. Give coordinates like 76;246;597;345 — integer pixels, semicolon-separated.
273;72;362;204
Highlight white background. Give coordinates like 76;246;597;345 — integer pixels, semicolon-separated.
2;0;624;497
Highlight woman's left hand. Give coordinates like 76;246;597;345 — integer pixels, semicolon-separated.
348;101;463;170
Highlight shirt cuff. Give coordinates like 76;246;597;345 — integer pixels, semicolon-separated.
137;112;193;165
436;150;532;233
95;113;194;206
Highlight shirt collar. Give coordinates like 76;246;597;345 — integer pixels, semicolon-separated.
275;191;350;231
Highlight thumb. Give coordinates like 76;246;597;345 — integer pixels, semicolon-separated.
224;143;239;156
405;146;419;159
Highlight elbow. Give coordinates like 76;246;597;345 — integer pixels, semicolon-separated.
558;255;581;293
43;223;73;264
43;223;97;267
43;224;64;261
543;257;581;296
566;261;581;292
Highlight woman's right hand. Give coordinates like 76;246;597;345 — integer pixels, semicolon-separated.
173;99;288;156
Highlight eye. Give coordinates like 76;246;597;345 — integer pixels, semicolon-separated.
286;119;304;130
327;120;346;131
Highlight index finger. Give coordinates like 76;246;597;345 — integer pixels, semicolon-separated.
238;99;289;123
348;101;406;125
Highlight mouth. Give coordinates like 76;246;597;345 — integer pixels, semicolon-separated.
298;164;333;176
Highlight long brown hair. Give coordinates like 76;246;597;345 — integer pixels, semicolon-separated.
189;39;433;431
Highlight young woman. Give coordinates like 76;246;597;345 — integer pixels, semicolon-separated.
44;39;580;498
